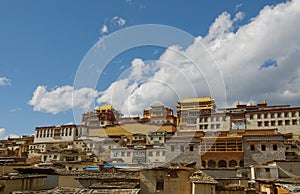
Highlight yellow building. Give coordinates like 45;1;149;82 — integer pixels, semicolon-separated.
177;97;216;129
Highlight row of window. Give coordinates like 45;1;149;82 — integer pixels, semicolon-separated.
249;111;299;120
182;116;226;124
199;123;221;130
30;144;45;149
170;145;195;152
43;154;58;160
113;150;166;157
249;143;278;151
257;119;299;127
202;159;244;168
200;116;226;123
36;128;76;138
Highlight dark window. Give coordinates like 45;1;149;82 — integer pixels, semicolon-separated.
171;145;175;152
273;144;278;151
271;121;276;126
229;160;237;167
208;160;216;168
292;119;297;125
218;160;227;168
261;144;266;151
264;121;269;126
239;160;244;167
250;144;255;151
258;121;262;127
285;120;290;125
156;180;164;190
265;168;270;172
189;145;194;151
285;112;289;117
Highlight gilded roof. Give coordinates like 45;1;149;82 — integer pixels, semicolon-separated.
179;97;214;103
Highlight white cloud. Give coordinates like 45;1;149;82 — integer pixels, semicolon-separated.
98;0;300;114
0;128;19;140
0;77;11;86
100;24;108;34
28;85;98;114
111;16;126;27
99;16;126;38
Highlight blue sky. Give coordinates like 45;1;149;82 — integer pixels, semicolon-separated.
1;0;298;137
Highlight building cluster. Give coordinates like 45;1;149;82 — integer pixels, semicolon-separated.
0;97;300;193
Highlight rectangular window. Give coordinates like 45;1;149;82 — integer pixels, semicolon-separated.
189;145;194;151
171;145;175;152
250;144;255;151
271;121;276;126
258;121;262;127
285;120;290;125
156;180;164;191
284;112;289;117
127;152;131;157
265;168;270;172
278;120;283;126
148;151;153;157
261;144;266;151
264;121;269;126
156;151;160;156
292;119;297;125
273;144;278;151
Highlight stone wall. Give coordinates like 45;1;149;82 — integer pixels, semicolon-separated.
243;135;285;166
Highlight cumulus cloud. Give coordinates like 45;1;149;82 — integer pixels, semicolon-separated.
97;0;300;114
28;85;98;114
0;77;11;86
